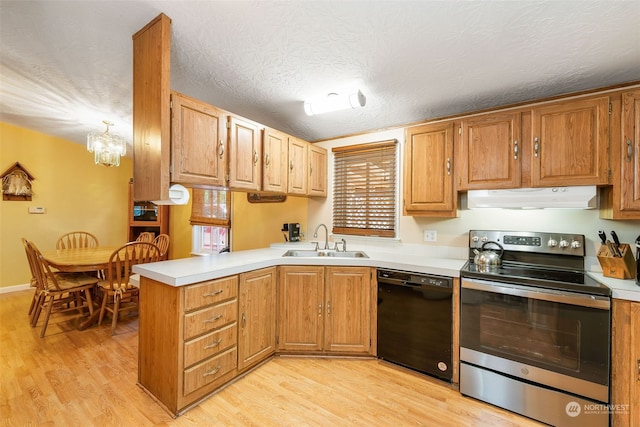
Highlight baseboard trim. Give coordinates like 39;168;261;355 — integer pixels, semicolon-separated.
0;283;31;294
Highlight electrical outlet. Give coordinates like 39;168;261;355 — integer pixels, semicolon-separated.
423;230;437;242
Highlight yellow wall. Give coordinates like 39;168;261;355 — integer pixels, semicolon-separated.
0;122;133;288
232;193;308;251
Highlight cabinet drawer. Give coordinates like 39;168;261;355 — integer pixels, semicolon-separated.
183;347;237;396
184;299;237;340
184;323;237;368
184;276;238;312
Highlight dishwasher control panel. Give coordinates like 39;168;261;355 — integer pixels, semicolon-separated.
378;269;452;288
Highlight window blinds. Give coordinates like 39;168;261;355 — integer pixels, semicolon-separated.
332;140;397;237
189;188;231;227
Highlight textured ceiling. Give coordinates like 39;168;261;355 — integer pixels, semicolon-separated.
1;1;639;154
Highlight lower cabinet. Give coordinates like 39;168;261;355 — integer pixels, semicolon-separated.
612;299;640;427
138;275;239;416
277;266;375;355
238;267;277;372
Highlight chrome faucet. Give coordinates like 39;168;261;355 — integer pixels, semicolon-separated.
313;223;329;250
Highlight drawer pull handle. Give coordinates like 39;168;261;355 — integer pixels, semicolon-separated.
203;365;221;377
204;339;222;350
203;289;224;297
627;139;634;162
513;140;519;160
242;312;246;328
204;315;223;323
534;137;540;158
218;140;224;159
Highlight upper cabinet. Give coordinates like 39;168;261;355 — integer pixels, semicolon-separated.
171;92;228;187
403;121;457;216
262;127;289;194
227;114;262;191
618;90;640;213
288;137;308;195
458;112;521;190
132;14;171;202
531;96;610;187
308;144;328;197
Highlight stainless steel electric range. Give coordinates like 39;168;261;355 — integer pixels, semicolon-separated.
459;230;611;427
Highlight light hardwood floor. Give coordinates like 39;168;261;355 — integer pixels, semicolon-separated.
1;290;543;426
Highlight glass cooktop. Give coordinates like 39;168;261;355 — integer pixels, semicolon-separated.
461;261;611;297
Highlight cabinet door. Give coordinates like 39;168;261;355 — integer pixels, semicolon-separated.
621;90;640;212
277;266;324;351
228;115;262;191
308;145;327;197
611;300;640;427
262;127;289;193
459;113;521;190
324;267;372;354
287;138;308;195
238;267;277;372
403;122;456;216
171;92;227;187
531;96;609;186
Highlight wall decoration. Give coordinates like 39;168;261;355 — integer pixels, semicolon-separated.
247;193;287;203
1;162;34;201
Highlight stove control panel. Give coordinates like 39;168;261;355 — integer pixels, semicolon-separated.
469;230;585;256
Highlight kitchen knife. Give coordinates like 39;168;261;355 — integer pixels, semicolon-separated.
611;231;622;256
598;230;607;245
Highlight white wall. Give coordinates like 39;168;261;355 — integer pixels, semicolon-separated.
308;128;640;266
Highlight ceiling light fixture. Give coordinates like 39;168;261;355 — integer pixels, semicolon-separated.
86;120;127;167
304;89;366;116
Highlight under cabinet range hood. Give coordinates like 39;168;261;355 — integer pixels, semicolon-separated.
466;186;598;209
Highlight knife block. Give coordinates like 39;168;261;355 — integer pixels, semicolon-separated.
597;243;636;279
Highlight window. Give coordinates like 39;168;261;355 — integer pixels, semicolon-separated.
332;139;397;237
191;189;231;254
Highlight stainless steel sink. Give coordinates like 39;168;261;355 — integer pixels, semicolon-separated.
324;251;369;258
282;250;368;258
282;250;323;257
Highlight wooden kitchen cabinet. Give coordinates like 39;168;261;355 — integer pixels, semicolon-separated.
530;95;610;187
611;299;640;427
138;275;239;416
602;89;640;219
238;267;277;372
403;121;457;217
308;144;328;197
287;137;308;195
262;127;289;194
458;112;521;190
170;92;228;187
277;266;374;355
227;114;262;191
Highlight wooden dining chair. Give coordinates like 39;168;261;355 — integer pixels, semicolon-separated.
22;238;43;326
24;239;98;337
152;234;170;260
56;231;99;249
97;241;161;335
135;232;155;243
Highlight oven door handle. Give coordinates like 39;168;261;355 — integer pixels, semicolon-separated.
462;278;610;310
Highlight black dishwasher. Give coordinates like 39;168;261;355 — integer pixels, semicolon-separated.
377;268;453;381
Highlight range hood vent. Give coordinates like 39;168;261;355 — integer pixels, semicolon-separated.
467;186;598;209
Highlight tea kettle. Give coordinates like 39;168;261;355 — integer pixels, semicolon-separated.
473;241;504;269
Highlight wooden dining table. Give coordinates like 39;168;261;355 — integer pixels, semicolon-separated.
41;245;120;330
41;246;119;273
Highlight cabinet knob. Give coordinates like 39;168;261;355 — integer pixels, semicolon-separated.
627;139;634;162
534;137;540;158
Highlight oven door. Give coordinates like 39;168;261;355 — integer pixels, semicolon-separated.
460;278;610;402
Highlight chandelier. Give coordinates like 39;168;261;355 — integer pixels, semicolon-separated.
86;120;127;167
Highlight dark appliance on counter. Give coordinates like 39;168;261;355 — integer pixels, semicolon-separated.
377;269;453;382
281;223;300;242
460;230;611;427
